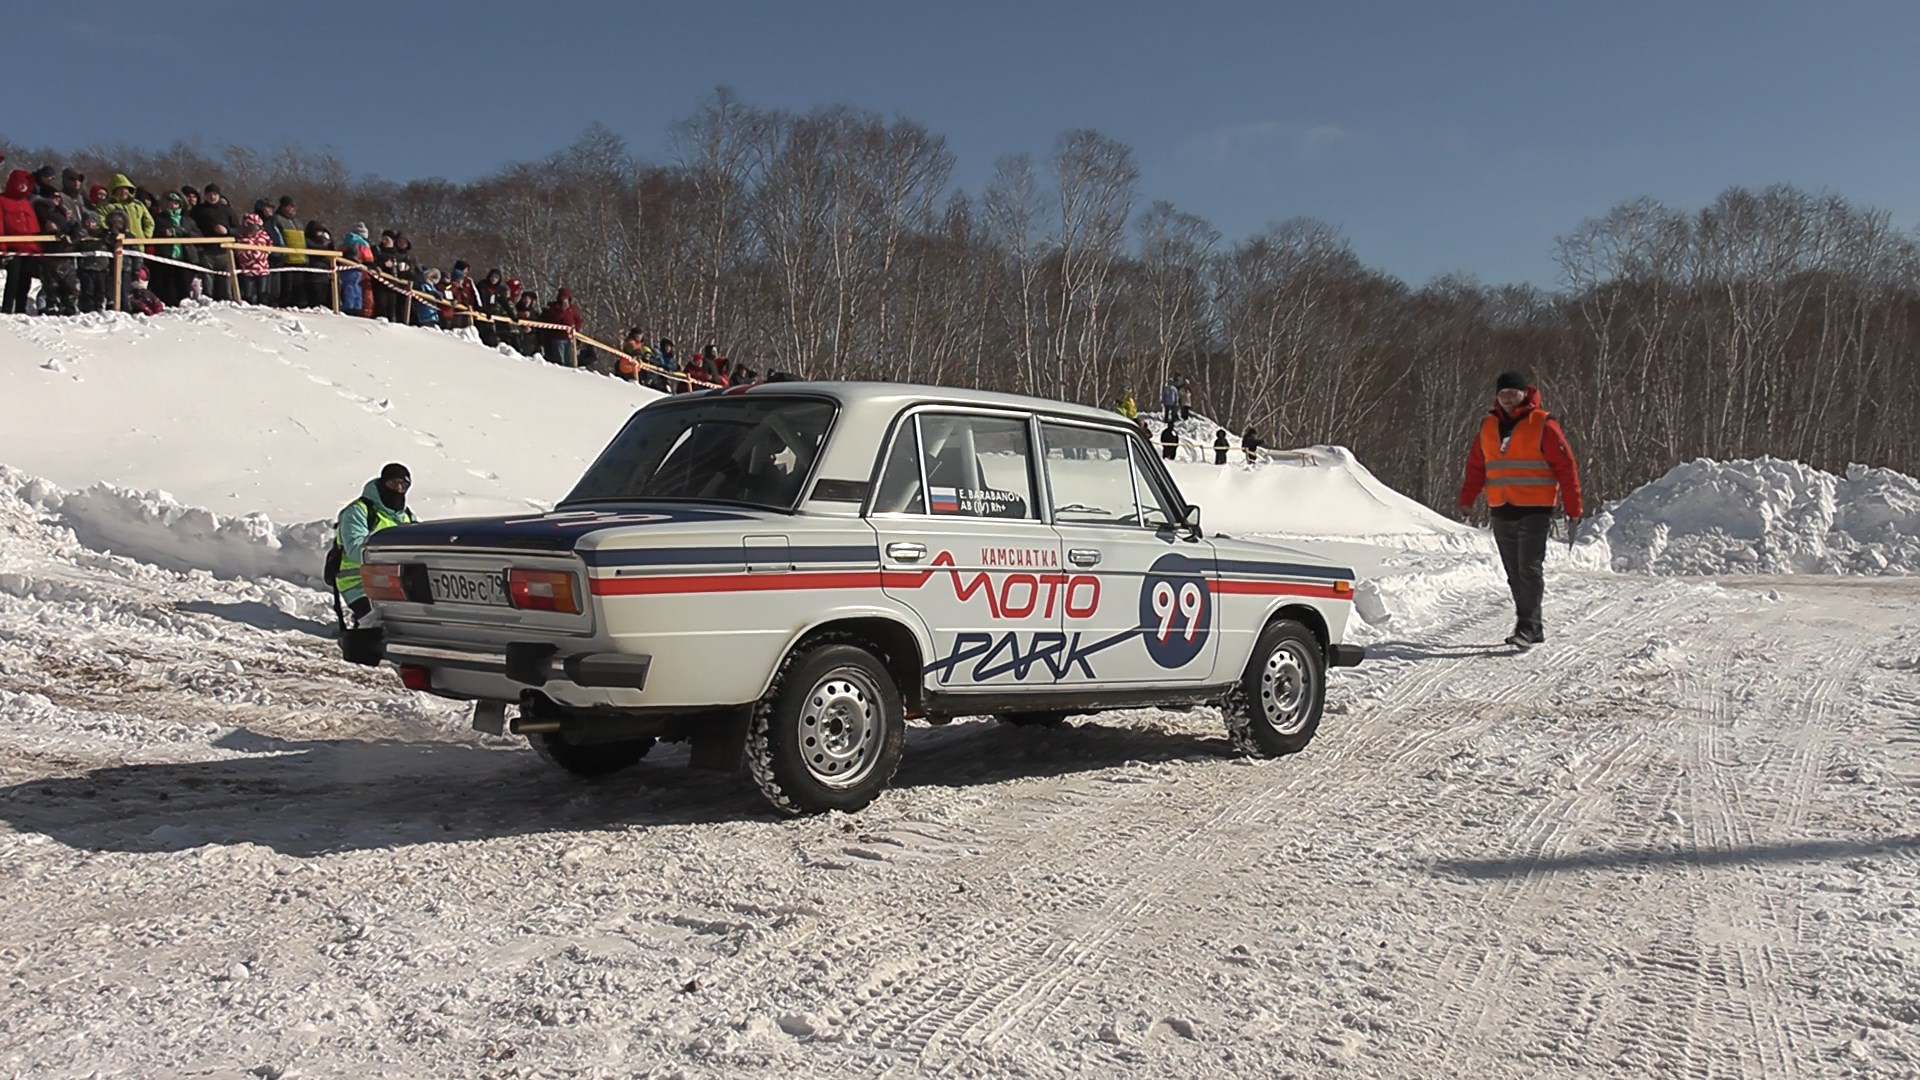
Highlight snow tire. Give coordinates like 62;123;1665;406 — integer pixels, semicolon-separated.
1223;620;1326;757
529;732;655;777
748;636;906;816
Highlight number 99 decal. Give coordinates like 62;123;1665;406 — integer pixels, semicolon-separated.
1139;553;1212;668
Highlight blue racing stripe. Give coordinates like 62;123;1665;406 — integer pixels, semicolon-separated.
582;544;879;568
1212;558;1355;582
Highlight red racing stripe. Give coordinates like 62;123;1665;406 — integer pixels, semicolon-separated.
1209;579;1350;601
591;570;928;596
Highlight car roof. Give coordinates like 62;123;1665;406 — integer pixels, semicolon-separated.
701;380;1130;427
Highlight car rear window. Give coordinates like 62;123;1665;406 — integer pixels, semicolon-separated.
562;396;836;511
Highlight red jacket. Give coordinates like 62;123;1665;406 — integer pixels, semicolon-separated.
0;170;43;253
1458;387;1584;517
541;290;582;340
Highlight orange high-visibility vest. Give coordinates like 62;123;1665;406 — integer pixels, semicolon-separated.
1479;408;1560;508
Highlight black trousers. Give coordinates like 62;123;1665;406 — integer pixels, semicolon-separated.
3;256;38;313
1492;511;1552;638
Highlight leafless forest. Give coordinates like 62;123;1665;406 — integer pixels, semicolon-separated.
10;88;1918;507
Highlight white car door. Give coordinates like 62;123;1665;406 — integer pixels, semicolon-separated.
1038;419;1219;686
869;410;1066;692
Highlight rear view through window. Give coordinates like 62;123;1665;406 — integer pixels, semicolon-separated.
564;396;836;510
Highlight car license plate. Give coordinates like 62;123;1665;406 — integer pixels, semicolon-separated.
428;568;509;606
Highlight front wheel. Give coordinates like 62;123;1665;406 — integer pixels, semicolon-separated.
1223;620;1326;757
748;640;906;816
529;732;655;777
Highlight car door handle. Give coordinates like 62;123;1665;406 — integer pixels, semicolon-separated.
1068;548;1101;567
886;542;927;562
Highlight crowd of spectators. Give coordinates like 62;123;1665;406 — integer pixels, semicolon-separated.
0;158;751;391
1114;376;1268;464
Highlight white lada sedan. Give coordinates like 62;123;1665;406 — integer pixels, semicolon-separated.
361;382;1363;815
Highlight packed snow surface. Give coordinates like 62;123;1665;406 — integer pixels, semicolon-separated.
0;305;1914;1077
1602;456;1920;575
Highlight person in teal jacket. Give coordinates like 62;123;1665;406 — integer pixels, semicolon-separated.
328;463;417;627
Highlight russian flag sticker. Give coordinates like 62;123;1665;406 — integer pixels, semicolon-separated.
930;486;961;513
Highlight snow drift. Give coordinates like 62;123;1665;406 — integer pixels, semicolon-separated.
1170;446;1471;541
1600;457;1920;575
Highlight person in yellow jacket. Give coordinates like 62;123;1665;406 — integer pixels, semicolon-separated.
99;174;153;239
1114;391;1138;419
326;463;418;629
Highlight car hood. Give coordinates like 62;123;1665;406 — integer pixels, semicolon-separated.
1210;535;1356;581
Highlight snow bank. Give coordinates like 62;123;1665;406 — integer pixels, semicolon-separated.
0;466;331;586
1170;446;1471;541
1601;457;1920;575
0;304;661;523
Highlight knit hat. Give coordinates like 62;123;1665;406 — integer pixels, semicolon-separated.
133;266;149;281
32;165;56;184
380;462;411;484
1495;370;1530;392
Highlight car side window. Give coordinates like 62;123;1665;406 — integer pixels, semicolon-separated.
1041;423;1142;527
1129;438;1181;529
915;413;1036;520
871;420;926;515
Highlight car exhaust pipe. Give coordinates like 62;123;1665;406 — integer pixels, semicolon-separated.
511;716;562;734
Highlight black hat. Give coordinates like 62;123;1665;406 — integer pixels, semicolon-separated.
1495;370;1530;392
380;463;411;483
32;165;56;183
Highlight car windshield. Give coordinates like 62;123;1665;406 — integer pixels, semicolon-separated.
562;396;837;511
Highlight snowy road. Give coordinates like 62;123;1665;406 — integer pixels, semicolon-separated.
0;499;1915;1077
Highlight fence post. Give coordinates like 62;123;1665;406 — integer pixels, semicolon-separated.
570;330;578;367
329;256;341;313
224;245;241;304
112;242;124;312
402;286;413;327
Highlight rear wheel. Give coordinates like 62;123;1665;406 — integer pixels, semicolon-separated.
994;711;1069;728
529;732;655;777
1223;620;1326;757
748;640;906;816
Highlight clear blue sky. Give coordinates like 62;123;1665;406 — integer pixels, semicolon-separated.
13;0;1915;287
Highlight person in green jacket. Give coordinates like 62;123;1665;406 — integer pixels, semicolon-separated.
99;174;154;240
328;463;418;628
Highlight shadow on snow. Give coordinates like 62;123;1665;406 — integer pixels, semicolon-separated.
0;718;1233;857
1433;836;1920;879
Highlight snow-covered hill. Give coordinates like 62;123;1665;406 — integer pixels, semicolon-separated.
1;305;663;523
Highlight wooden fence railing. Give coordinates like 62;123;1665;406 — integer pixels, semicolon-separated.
0;233;718;388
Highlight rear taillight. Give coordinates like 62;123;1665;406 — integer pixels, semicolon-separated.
363;563;405;601
509;569;581;614
397;664;432;691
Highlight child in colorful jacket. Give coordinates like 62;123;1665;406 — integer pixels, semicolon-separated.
235;213;272;304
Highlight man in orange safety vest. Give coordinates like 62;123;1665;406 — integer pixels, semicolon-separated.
1458;370;1584;649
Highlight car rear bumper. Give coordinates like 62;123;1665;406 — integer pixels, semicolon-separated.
1329;643;1364;668
383;640;652;690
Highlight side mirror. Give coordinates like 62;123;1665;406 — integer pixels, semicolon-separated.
1180;503;1203;538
